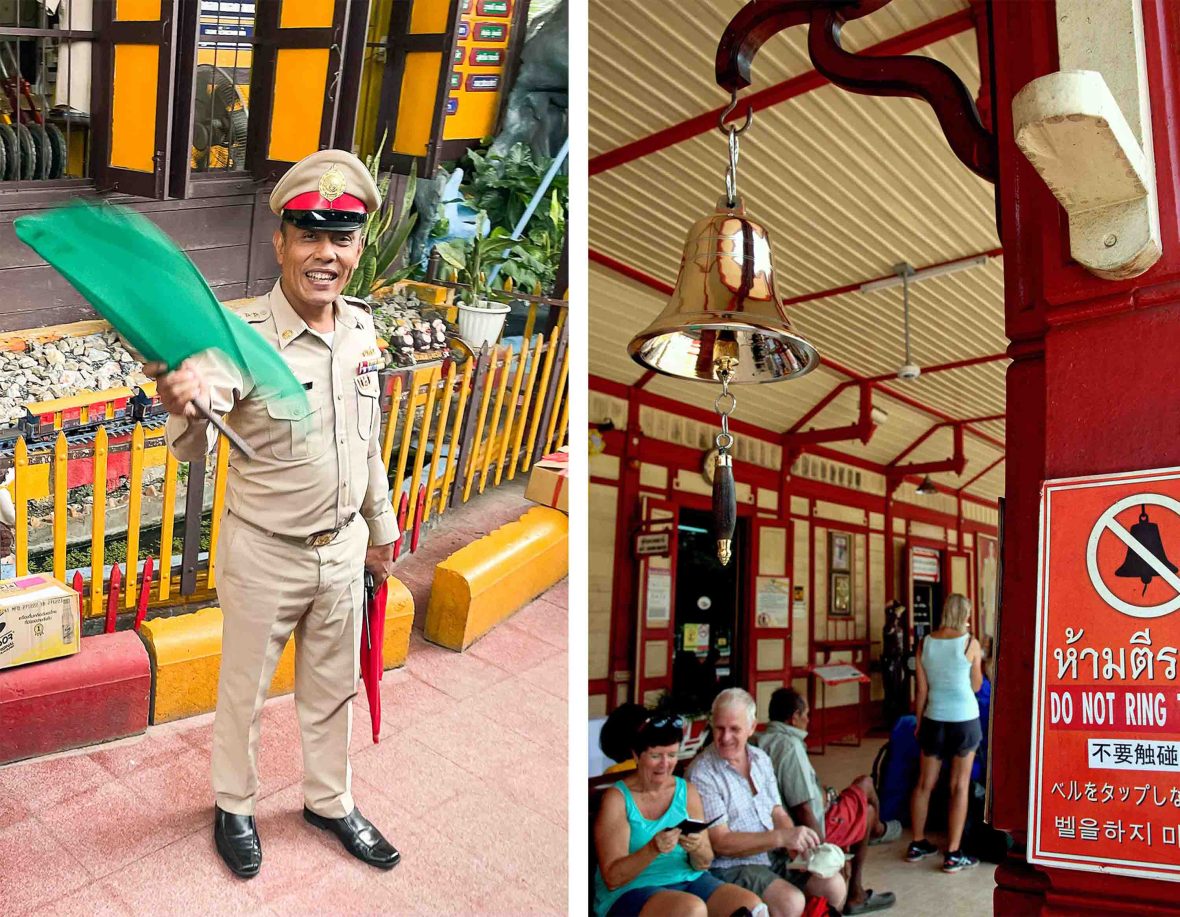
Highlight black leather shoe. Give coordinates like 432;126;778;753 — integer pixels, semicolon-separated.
213;806;261;878
303;806;401;869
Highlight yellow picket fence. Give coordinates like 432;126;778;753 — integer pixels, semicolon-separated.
8;323;569;622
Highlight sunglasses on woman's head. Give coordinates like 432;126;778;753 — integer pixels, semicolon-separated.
642;714;684;730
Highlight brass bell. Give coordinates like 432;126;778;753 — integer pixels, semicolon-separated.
1115;505;1178;594
627;196;819;383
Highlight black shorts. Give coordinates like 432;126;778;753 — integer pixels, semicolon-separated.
918;717;982;759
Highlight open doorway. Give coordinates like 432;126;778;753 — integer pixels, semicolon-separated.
912;579;944;644
668;507;748;715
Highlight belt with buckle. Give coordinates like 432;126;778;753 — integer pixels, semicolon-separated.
231;512;357;548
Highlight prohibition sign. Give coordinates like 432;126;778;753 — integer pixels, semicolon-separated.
1086;492;1180;618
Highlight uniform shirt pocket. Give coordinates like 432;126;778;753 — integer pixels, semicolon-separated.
354;373;379;442
265;391;324;460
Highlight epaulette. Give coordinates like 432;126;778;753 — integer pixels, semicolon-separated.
342;295;373;313
237;305;271;324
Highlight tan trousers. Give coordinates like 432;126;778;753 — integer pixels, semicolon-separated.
211;511;368;818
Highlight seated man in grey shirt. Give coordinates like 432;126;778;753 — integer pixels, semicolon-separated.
687;688;847;917
757;687;899;915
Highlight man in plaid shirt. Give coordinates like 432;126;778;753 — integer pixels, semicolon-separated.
688;688;847;917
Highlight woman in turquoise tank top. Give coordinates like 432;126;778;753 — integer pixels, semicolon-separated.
906;593;984;874
593;714;763;916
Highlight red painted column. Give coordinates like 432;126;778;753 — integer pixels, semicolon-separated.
606;394;643;710
991;1;1180;912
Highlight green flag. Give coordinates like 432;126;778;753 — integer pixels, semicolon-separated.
14;201;306;411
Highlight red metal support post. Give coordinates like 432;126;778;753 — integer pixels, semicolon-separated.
990;2;1180;912
134;556;154;631
105;564;121;634
409;484;426;554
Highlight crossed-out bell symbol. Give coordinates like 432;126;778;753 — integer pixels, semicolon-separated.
1115;505;1178;594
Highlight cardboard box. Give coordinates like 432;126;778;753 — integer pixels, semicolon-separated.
0;575;81;672
525;447;568;513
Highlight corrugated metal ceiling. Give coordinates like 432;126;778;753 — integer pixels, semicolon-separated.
589;0;1007;503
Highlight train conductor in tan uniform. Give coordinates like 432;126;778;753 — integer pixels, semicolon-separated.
148;149;400;879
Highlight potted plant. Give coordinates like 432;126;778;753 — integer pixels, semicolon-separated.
433;214;517;349
462;145;568;296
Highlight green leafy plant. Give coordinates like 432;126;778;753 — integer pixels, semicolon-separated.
432;214;517;306
464;144;567;230
343;131;419;298
460;144;567;294
497;189;565;294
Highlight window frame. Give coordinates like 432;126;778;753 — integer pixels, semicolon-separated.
245;0;360;184
0;24;99;195
90;0;180;198
0;0;372;208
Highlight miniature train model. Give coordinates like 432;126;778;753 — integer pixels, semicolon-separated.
0;387;167;451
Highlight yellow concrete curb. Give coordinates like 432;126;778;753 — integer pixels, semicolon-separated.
139;577;415;724
424;506;568;651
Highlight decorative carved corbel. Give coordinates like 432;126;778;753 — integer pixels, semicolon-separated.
715;0;997;183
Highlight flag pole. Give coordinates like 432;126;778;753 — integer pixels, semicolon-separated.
192;400;257;460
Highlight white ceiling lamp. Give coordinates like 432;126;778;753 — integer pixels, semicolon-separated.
858;253;993;381
858;254;991;294
895;263;920;381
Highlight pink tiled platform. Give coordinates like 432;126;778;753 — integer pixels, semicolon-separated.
0;481;568;916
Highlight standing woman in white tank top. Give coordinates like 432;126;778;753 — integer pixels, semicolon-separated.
904;594;984;873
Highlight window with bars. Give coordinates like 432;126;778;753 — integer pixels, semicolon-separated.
0;0;368;199
0;0;96;185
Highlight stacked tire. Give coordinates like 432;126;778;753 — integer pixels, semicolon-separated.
0;121;67;180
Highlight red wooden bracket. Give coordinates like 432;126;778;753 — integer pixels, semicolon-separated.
958;453;1004;494
784;382;877;448
889;423;966;478
716;0;997;182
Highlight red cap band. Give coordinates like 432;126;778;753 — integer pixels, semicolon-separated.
283;191;368;213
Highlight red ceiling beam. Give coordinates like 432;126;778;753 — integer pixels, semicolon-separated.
863;351;1008;383
889;414;1004;469
821;354;1006;452
589;9;975;176
890;424;945;467
891;425;967;477
588;373;1000;510
958;454;1005;494
785;383;876;447
787;380;854;433
589;372;783;445
591;245;1005;313
635;369;658;389
782;247;1004;308
589;249;675;295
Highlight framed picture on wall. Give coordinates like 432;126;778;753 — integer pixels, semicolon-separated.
829;531;851;572
830;572;852;617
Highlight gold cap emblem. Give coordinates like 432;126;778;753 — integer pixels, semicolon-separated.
318;166;346;202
